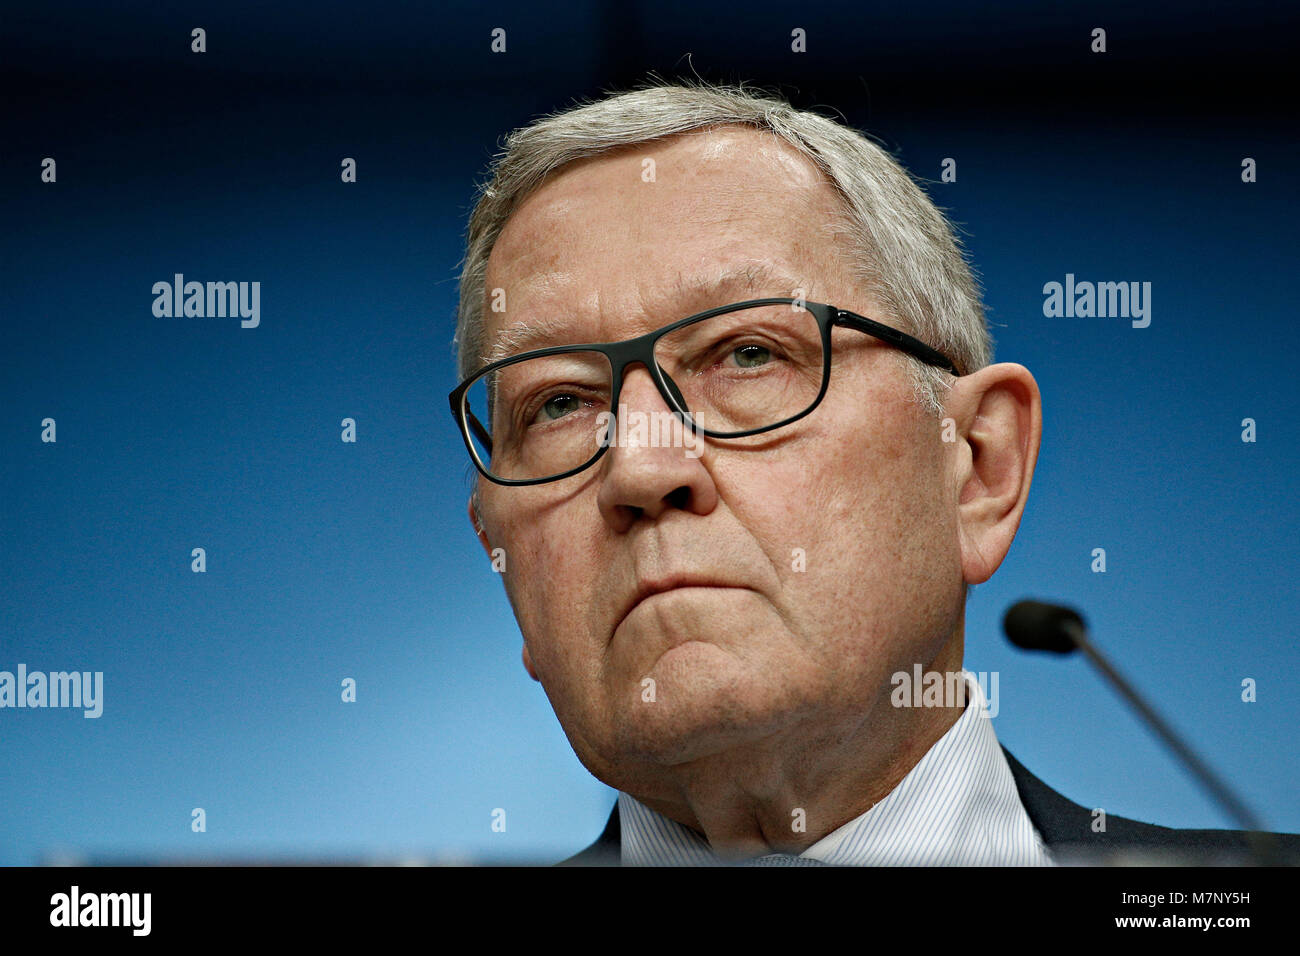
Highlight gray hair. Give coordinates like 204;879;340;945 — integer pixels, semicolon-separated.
455;78;991;419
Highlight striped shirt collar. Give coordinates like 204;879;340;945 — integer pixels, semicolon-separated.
618;669;1054;865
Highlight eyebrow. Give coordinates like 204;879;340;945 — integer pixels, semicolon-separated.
481;261;808;366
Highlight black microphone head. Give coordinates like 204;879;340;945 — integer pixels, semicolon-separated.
1003;599;1086;654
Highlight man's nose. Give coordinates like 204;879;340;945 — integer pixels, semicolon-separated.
596;364;718;530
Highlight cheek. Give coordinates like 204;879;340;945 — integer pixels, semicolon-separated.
839;412;952;597
720;393;953;653
724;392;935;564
495;508;603;667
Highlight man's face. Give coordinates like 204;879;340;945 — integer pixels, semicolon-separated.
473;126;966;798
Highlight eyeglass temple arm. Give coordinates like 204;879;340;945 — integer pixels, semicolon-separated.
448;389;496;452
462;402;493;453
832;309;962;376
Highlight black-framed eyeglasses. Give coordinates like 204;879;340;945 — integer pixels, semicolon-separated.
449;297;963;486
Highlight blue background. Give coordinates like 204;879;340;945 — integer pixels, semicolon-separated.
1;1;1296;864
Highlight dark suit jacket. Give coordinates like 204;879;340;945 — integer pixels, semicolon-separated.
558;746;1300;865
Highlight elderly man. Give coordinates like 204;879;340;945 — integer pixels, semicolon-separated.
448;82;1283;865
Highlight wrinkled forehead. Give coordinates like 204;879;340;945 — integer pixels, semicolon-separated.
477;129;857;367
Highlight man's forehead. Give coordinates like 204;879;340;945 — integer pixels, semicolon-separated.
485;126;834;282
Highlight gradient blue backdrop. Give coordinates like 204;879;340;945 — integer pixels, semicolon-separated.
1;0;1296;864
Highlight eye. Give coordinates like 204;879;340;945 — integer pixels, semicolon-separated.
730;343;773;368
536;392;581;423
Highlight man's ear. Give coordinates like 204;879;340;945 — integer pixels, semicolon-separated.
521;643;540;682
947;363;1042;585
467;496;492;558
468;496;538;682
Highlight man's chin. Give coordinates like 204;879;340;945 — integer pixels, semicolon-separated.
603;675;799;768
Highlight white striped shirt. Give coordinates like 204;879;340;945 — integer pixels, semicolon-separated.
618;669;1055;865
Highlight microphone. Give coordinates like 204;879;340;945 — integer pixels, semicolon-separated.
1002;599;1276;862
1003;599;1084;654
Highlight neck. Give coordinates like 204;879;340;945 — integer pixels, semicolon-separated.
626;645;970;859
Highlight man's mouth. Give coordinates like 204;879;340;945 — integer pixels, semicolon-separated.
615;577;749;634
